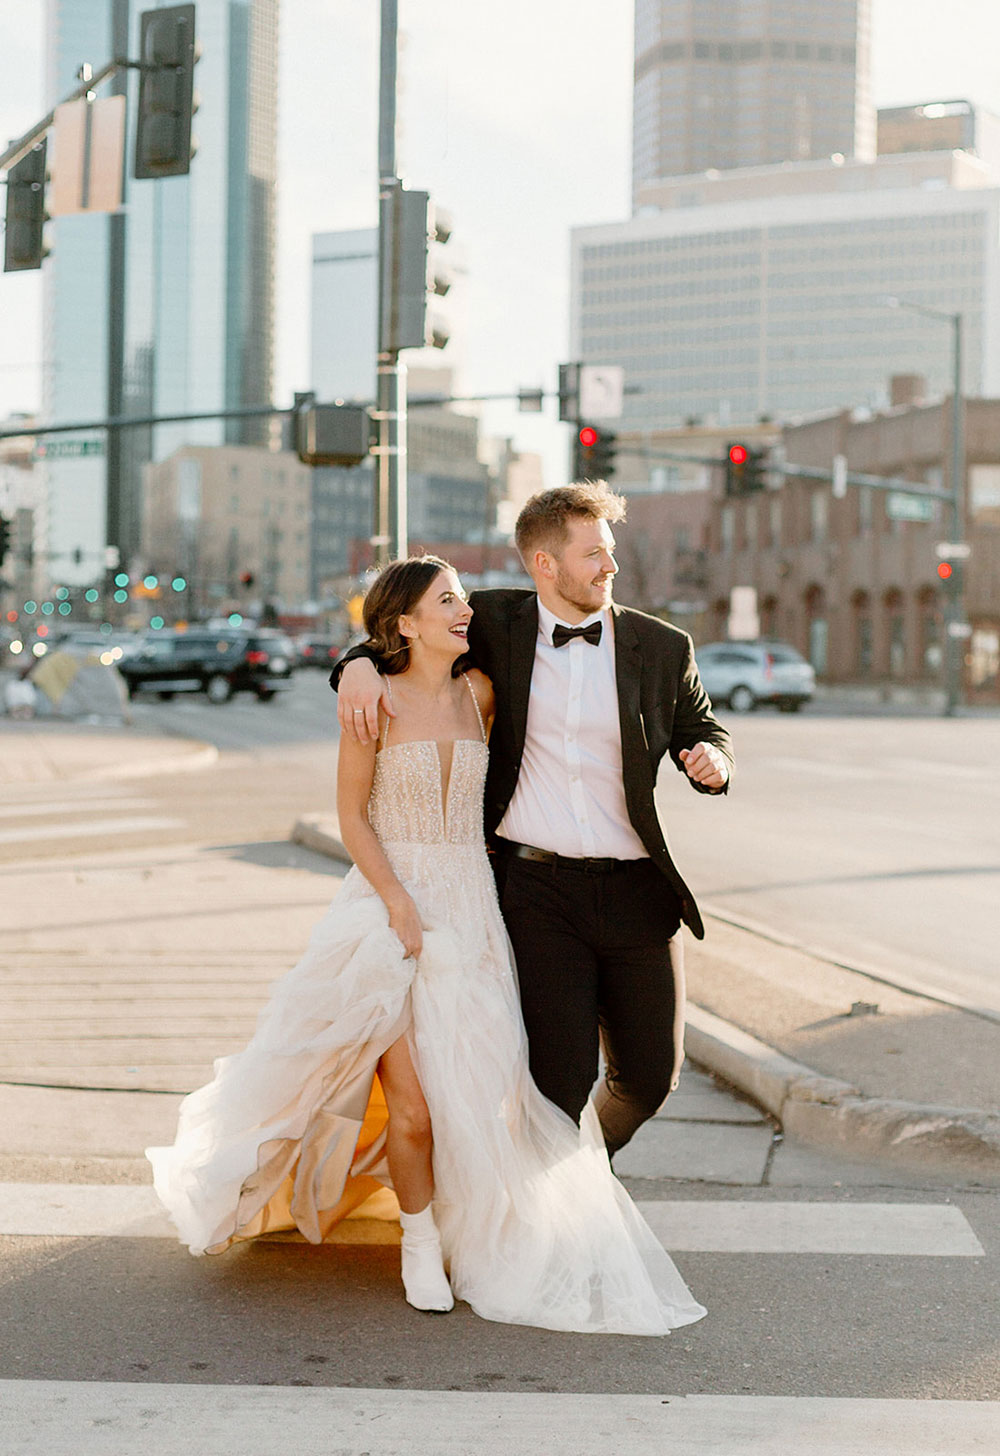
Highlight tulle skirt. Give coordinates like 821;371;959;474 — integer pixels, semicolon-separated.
147;861;706;1336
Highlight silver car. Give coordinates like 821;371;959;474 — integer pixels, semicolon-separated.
694;640;815;713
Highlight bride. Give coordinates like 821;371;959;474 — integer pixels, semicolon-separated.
147;555;706;1335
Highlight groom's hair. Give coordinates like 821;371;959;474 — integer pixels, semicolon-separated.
515;480;626;562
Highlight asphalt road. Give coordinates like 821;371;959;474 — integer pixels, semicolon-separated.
657;708;1000;1016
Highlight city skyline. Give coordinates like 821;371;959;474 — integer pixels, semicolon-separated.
2;1;1000;494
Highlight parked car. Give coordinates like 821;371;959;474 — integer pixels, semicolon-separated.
295;635;342;670
119;629;296;703
694;640;815;713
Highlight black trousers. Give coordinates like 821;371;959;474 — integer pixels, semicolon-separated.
499;853;685;1157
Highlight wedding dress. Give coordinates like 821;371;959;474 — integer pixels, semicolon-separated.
146;678;706;1335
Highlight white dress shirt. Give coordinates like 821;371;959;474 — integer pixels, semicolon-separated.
496;601;649;860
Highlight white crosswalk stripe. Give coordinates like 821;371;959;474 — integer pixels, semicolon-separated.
2;1383;997;1455
0;1184;986;1257
0;816;182;845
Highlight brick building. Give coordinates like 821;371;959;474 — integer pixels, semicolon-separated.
702;398;1000;701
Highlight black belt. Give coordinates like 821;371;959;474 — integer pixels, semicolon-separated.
504;841;622;875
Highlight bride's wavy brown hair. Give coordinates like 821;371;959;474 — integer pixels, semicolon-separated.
361;555;465;676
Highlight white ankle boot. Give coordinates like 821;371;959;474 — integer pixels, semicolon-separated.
399;1204;453;1313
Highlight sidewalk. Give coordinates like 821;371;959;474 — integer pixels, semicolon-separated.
0;715;217;785
1;722;997;1185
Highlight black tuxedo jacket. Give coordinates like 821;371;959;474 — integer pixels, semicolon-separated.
332;589;734;939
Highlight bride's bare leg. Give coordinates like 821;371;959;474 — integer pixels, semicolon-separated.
378;1035;434;1213
378;1035;453;1312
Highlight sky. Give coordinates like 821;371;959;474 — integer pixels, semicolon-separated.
2;0;1000;487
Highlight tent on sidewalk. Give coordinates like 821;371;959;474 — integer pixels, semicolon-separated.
28;649;130;721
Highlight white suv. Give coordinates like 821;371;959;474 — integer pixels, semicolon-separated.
694;640;815;713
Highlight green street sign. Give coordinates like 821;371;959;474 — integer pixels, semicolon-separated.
887;491;934;524
35;439;105;460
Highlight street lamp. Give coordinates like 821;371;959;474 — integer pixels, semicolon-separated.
882;295;966;715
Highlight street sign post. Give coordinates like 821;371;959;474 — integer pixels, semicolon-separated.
578;365;624;420
936;541;972;560
887;492;934;523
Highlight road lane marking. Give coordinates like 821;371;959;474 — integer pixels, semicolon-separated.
0;799;156;819
636;1200;985;1256
1;1384;997;1455
0;1186;984;1255
0;817;181;845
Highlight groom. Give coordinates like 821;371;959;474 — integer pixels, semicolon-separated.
332;480;734;1155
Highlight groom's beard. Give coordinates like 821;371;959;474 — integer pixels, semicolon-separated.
554;565;615;616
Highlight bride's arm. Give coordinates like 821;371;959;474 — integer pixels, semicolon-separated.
337;729;423;958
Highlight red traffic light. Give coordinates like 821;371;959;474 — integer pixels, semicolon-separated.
728;444;748;466
578;426;599;448
937;562;953;581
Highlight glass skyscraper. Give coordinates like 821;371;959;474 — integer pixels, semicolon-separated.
632;0;874;206
43;0;278;587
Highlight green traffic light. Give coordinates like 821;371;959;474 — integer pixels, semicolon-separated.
114;589;128;604
58;602;72;616
40;601;54;615
143;574;158;590
56;586;70;600
150;616;165;630
171;577;187;592
24;601;37;614
228;613;243;627
85;589;99;602
114;572;129;587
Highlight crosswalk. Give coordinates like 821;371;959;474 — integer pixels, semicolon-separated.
0;792;183;849
0;1182;992;1453
0;1183;987;1257
3;1383;997;1455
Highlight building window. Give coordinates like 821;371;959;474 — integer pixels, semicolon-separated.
810;491;827;544
857;617;873;677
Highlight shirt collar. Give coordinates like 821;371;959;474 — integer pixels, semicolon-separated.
537;599;608;648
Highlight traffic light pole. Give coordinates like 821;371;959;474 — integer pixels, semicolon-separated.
945;311;966;717
105;0;130;574
374;0;407;567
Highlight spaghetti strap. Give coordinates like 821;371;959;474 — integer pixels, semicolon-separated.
462;672;488;744
380;677;393;749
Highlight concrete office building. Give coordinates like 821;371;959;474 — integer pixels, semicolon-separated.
43;0;278;589
878;100;1000;174
572;150;1000;435
632;0;874;205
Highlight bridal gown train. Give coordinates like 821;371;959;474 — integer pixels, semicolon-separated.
146;682;706;1335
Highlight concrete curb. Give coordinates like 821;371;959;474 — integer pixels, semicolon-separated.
291;813;351;864
290;816;1000;1181
686;1004;1000;1180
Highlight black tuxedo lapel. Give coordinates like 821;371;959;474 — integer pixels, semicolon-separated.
507;593;539;760
612;606;655;801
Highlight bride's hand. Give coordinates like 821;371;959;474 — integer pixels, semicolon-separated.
386;891;423;960
339;658;393;744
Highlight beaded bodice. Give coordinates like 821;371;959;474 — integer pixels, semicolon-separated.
368;738;489;847
367;672;489;849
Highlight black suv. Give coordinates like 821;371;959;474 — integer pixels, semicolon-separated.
120;629;296;703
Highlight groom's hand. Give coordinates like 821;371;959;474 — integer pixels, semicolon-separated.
338;657;393;744
679;742;728;791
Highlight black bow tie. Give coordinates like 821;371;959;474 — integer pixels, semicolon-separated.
552;621;603;648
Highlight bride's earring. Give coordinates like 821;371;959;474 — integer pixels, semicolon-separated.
398;1204;453;1313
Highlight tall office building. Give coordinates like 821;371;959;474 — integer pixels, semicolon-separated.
42;0;278;587
572;151;1000;434
632;0;874;205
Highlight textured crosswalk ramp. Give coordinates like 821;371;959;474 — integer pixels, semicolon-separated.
0;1185;992;1454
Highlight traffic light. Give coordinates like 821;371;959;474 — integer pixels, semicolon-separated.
724;442;766;495
573;424;618;481
4;140;47;272
134;4;198;179
0;514;11;567
385;188;452;352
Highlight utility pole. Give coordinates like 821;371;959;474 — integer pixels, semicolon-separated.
105;0;130;576
374;0;406;566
